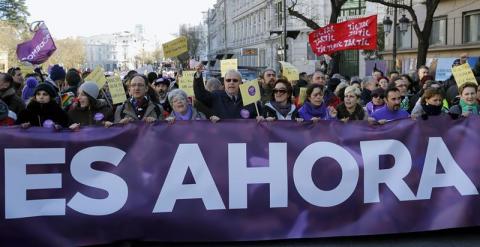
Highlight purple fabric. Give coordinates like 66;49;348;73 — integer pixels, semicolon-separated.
371;106;409;121
1;118;480;246
366;102;385;116
298;102;331;120
173;105;193;120
16;23;57;65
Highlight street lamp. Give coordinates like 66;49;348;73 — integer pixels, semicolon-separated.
383;6;410;72
398;14;410;32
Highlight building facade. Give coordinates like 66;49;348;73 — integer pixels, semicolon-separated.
206;0;332;76
83;25;147;71
382;0;480;74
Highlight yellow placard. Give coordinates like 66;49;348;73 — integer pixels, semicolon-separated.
220;59;238;77
19;62;35;75
84;66;107;88
162;36;188;58
279;61;299;82
178;70;196;96
239;79;261;106
107;75;127;105
298;87;307;105
452;63;478;87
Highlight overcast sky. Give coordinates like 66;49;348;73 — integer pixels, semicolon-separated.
26;0;216;43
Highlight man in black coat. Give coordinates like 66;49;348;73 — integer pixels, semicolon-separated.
193;65;261;120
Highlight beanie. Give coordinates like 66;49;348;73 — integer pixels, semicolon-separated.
34;83;57;99
22;77;39;102
80;81;100;99
49;64;66;81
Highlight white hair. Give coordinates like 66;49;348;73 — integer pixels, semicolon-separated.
168;89;188;104
224;69;242;80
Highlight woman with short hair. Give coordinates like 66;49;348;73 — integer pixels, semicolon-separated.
336;86;368;122
166;89;206;121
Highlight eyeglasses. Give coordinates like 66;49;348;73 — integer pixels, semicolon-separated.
273;89;287;95
225;78;239;83
265;74;276;77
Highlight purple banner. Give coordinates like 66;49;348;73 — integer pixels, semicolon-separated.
16;23;56;64
1;117;480;246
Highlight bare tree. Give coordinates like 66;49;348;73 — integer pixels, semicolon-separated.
366;0;440;69
288;0;347;75
46;38;86;69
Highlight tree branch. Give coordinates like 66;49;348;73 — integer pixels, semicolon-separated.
365;0;421;35
287;0;320;30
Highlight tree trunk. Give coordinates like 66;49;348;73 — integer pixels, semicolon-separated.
328;4;342;75
416;38;429;69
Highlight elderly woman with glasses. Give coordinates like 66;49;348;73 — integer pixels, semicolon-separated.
166;89;206;122
259;79;301;121
336;86;368;122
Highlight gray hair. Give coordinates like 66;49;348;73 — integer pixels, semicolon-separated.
344;85;361;97
363;76;377;86
224;69;242;80
168;89;188;104
206;78;223;92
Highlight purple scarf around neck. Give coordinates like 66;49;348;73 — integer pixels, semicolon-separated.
302;101;328;120
173;105;193;120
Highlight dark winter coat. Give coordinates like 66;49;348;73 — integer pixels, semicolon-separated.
68;99;113;126
16;100;69;127
194;74;262;119
0;87;25;115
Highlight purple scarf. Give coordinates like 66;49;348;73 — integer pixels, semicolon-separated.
299;101;329;120
173;105;193;120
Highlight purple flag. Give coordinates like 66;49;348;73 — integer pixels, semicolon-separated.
16;22;56;64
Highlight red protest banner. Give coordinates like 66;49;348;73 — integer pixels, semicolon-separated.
309;15;377;56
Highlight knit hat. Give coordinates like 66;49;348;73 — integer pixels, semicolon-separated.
49;64;66;81
34;83;57;99
79;81;99;99
22;77;39;102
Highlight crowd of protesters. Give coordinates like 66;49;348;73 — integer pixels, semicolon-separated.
1;54;479;129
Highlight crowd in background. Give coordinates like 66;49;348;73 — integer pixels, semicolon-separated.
1;54;479;130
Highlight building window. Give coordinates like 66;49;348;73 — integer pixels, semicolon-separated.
397;24;412;49
430;16;447;45
464;10;480;43
276;1;283;27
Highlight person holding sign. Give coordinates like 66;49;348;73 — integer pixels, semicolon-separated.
193;64;261;121
165;89;206;122
68;81;113;130
108;74;163;127
298;84;337;122
259;79;301;121
449;82;479;117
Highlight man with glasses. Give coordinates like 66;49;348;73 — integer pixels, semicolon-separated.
108;74;163;126
260;68;276;103
194;64;261;121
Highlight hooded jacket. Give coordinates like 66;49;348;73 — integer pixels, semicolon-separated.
0;87;25;115
16;100;69;127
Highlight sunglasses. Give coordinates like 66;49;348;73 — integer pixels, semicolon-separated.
372;94;384;99
273;89;287;94
225;78;239;83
